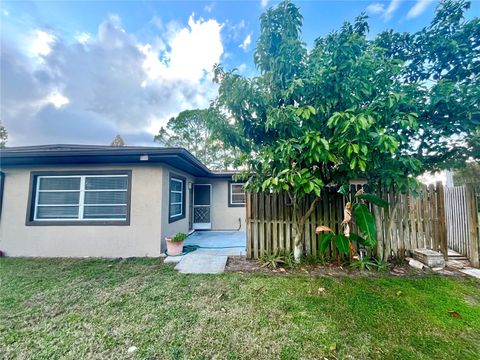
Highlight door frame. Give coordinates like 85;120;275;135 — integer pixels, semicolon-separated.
192;183;212;230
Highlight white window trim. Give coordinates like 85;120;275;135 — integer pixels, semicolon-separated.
33;174;128;222
170;177;184;218
230;183;246;205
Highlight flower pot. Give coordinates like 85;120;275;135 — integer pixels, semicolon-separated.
166;237;184;256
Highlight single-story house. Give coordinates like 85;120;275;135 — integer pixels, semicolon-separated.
0;145;246;258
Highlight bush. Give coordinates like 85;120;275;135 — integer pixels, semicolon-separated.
172;232;188;243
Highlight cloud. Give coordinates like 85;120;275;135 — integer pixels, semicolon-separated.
30;30;56;57
384;0;402;21
366;3;385;15
366;0;402;21
239;33;252;51
75;32;91;44
204;3;215;13
261;0;269;8
407;0;435;19
0;14;225;146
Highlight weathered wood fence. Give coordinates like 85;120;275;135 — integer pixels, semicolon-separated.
445;185;480;267
245;182;480;266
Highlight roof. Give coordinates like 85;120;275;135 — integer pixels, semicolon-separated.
0;144;239;178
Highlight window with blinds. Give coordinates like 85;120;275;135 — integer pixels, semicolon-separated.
169;175;185;222
229;182;246;206
32;174;129;222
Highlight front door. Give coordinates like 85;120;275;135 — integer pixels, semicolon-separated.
193;184;211;230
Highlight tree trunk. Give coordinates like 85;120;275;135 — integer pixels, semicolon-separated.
292;196;322;262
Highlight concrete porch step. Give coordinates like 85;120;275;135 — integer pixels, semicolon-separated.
174;254;228;274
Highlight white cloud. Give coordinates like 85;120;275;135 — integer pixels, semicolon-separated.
1;14;225;146
366;0;402;21
75;32;91;44
167;15;224;81
407;0;435;19
239;33;252;51
384;0;402;21
30;30;55;57
237;63;247;73
261;0;269;8
366;3;385;15
47;91;70;108
204;3;215;13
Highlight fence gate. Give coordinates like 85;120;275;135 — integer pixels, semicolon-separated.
444;184;479;267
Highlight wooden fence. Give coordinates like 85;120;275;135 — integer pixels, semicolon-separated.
445;184;480;267
246;183;455;261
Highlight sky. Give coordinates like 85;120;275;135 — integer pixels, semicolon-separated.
1;0;479;147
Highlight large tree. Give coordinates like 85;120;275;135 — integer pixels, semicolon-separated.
154;109;240;171
211;0;479;260
0;123;7;148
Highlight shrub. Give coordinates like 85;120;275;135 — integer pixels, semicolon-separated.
172;232;188;243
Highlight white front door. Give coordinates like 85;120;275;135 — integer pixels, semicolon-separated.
193;184;211;230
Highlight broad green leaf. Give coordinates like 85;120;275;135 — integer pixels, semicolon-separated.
349;232;375;247
338;183;350;197
334;234;350;254
355;193;389;208
353;203;376;244
319;233;334;253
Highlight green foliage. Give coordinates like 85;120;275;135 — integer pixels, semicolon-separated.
350;257;378;271
0;123;7;148
172;232;188;243
354;193;389;209
210;0;478;259
352;203;376;246
154;109;241;170
110;134;125;147
453;162;480;186
334;234;350;254
260;250;298;269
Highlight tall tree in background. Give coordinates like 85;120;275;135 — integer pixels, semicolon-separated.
154;109;240;170
0;123;8;148
111;134;126;147
212;0;479;260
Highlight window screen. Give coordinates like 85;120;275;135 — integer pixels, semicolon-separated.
33;174;129;222
169;176;185;221
229;183;245;206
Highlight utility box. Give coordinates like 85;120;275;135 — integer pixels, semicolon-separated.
413;249;445;269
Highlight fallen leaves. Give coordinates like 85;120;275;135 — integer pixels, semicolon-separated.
448;310;461;318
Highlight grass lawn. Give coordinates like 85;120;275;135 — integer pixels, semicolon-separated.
1;258;479;360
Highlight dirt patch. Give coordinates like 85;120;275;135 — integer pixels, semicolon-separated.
225;256;438;277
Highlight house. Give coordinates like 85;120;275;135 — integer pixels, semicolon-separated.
0;145;246;258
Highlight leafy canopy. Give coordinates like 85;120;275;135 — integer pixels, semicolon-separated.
213;0;479;198
154;109;241;170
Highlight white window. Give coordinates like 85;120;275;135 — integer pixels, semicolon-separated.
230;183;246;206
169;177;184;219
33;174;129;221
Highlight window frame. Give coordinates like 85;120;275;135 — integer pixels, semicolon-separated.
168;173;186;223
228;181;246;207
26;170;132;226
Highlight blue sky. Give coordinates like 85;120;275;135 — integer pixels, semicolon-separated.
1;0;479;146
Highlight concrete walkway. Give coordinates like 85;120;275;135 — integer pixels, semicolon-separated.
165;231;246;274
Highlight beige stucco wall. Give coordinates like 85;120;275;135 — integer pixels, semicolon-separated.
0;165;163;258
195;178;246;231
160;165;195;249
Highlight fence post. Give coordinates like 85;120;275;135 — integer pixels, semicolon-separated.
436;182;448;260
246;192;252;259
466;184;479;268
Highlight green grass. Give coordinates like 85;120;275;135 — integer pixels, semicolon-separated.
1;258;479;360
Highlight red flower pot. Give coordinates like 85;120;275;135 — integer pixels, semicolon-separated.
166;237;184;256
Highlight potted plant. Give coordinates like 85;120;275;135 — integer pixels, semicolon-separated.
165;232;188;256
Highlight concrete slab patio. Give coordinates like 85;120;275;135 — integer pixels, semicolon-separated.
168;231;246;274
